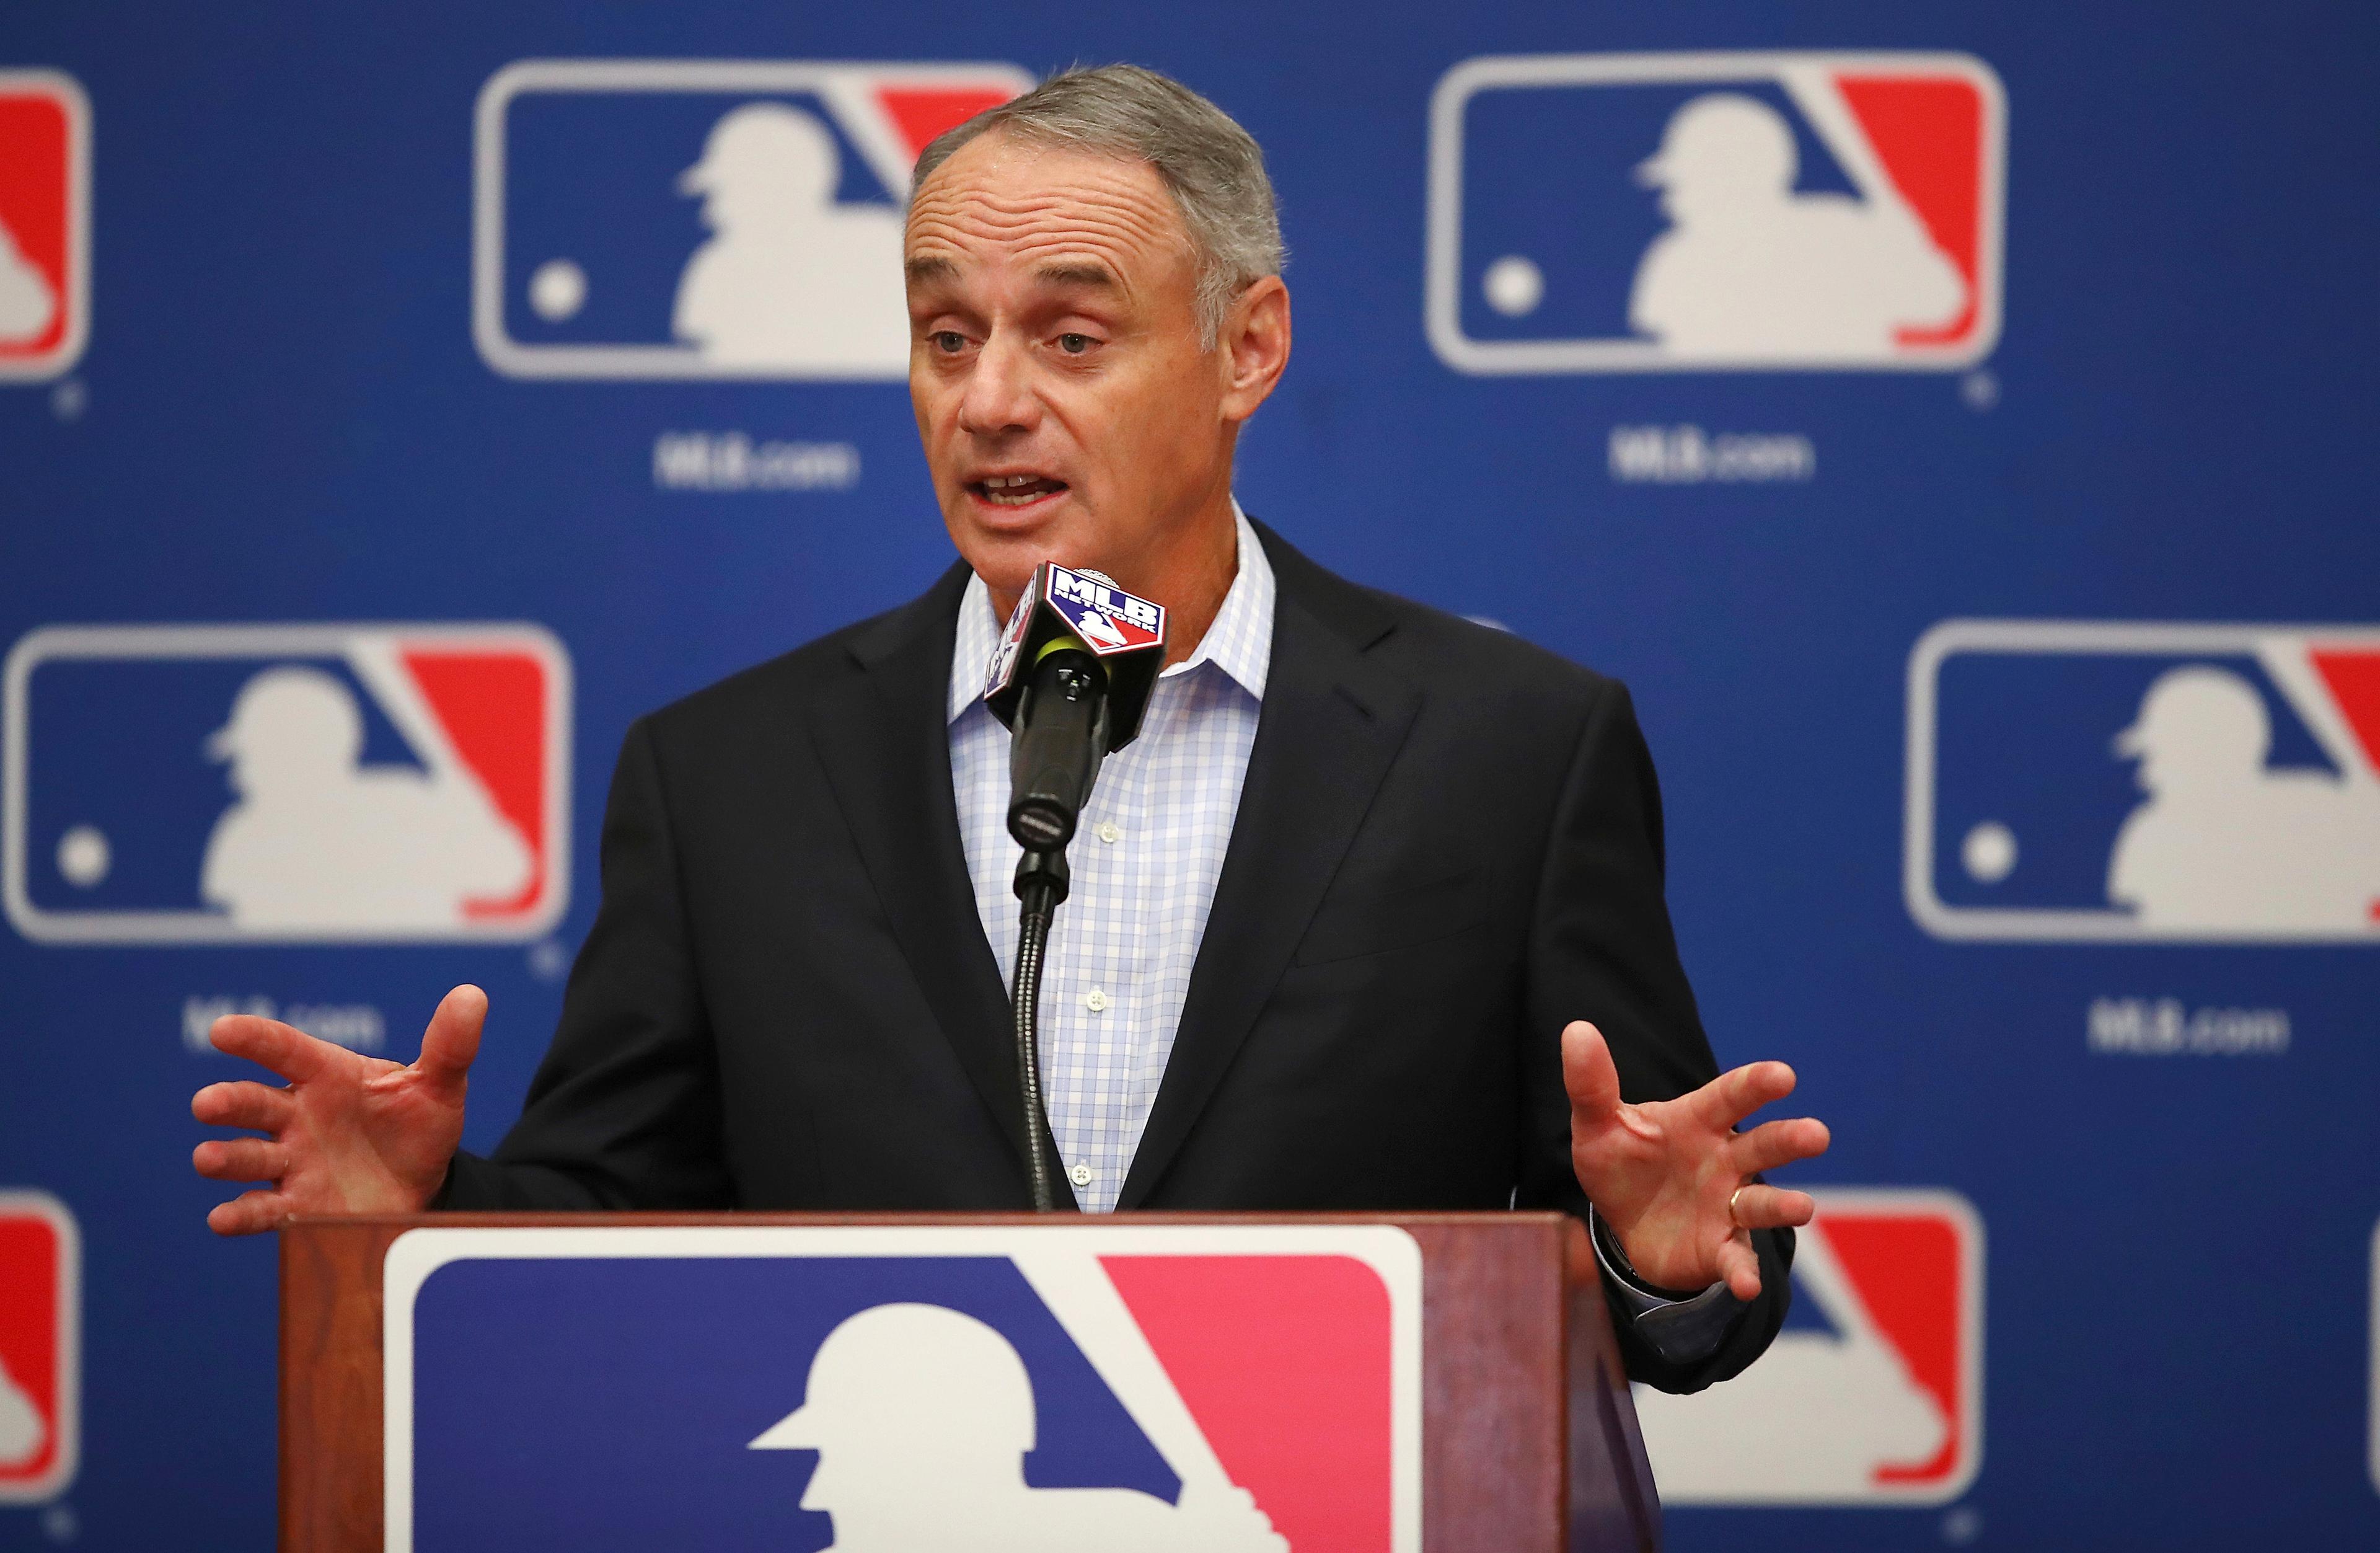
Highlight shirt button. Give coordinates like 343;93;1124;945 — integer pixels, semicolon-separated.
1096;821;1122;844
1070;1163;1095;1188
1084;988;1109;1012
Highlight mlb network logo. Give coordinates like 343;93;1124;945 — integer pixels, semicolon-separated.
0;1192;79;1505
1427;51;2005;373
474;60;1032;381
1907;621;2380;943
0;70;91;383
3;624;571;944
1633;1188;1983;1506
385;1224;1422;1552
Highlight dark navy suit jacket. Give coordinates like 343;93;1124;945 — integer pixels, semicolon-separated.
441;521;1791;1392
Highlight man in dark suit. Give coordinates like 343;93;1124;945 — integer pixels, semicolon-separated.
193;65;1827;1395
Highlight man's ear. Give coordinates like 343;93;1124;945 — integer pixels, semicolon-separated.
1219;277;1291;423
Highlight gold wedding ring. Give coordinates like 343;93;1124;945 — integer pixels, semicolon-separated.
1728;1186;1747;1227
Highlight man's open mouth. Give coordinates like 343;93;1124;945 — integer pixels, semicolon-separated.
969;474;1069;508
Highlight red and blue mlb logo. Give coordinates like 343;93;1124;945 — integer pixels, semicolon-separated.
1908;621;2380;943
1634;1188;1983;1505
0;70;90;383
3;623;571;944
0;1192;78;1505
474;60;1033;381
384;1224;1422;1551
1428;51;2004;373
1046;567;1166;657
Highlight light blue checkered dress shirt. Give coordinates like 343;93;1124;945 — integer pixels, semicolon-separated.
946;507;1274;1212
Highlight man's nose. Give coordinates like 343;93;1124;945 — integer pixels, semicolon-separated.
956;334;1039;438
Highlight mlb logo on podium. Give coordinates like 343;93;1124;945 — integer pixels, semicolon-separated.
1633;1188;1983;1505
474;59;1033;381
0;1192;79;1505
0;71;90;383
384;1224;1422;1552
1907;620;2380;943
4;623;571;944
1427;51;2004;373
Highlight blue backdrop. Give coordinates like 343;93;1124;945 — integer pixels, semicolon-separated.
3;2;2377;1547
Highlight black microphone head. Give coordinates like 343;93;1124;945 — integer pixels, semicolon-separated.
983;562;1168;750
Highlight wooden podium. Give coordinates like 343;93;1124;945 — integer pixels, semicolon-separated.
280;1211;1659;1551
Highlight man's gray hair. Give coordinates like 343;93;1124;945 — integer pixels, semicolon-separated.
910;64;1285;348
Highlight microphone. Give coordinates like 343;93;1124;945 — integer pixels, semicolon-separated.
984;562;1168;851
981;562;1167;1213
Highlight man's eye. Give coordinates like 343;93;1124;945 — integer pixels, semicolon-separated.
932;331;967;353
1057;333;1093;355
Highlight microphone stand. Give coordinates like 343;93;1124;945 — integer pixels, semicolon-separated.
1010;846;1070;1212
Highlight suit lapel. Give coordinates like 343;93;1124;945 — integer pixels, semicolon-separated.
1117;533;1421;1207
809;565;1075;1204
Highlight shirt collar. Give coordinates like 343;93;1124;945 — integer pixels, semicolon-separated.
947;502;1276;725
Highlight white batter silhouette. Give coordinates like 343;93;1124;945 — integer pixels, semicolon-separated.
750;1303;1285;1552
199;666;531;932
0;1352;44;1466
2108;666;2380;931
0;214;57;344
1628;94;1966;358
1632;1227;1945;1501
672;103;909;373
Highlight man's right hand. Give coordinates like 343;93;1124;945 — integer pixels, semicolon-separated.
191;983;485;1235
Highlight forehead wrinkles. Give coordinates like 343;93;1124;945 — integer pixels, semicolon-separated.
906;156;1192;290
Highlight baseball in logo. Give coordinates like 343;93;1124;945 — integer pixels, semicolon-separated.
1908;621;2380;942
3;624;571;944
382;1224;1422;1552
1428;51;2004;373
1633;1188;1983;1506
0;70;90;383
474;60;1033;381
0;1192;78;1505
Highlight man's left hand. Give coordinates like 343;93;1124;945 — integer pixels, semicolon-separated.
1562;1019;1830;1301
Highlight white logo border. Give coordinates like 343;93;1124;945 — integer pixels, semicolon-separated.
1424;50;2006;376
0;1190;79;1505
1905;618;2380;944
0;69;93;385
1;622;573;945
471;58;1034;382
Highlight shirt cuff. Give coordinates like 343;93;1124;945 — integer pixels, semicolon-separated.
1587;1205;1747;1367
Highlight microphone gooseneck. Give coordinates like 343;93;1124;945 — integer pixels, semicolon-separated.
985;564;1168;1214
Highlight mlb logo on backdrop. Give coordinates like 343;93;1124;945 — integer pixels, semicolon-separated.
0;70;90;382
3;623;570;944
384;1224;1421;1551
1907;621;2380;942
0;1192;79;1505
1633;1188;1983;1505
1427;51;2004;373
474;59;1032;380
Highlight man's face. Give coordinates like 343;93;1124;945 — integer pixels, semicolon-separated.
905;132;1236;604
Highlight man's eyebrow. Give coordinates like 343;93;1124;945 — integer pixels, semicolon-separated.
1034;262;1119;290
904;255;959;286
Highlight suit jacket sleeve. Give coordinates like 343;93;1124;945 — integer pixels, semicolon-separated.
1517;676;1794;1393
439;715;733;1211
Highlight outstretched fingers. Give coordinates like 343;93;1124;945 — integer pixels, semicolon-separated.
1559;1021;1623;1124
206;1188;293;1237
1729;1115;1831;1177
1715;1231;1765;1303
208;1015;334;1084
414;984;487;1094
191;1079;295;1134
1725;1183;1817;1231
192;1137;289;1184
1692;1058;1798;1131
